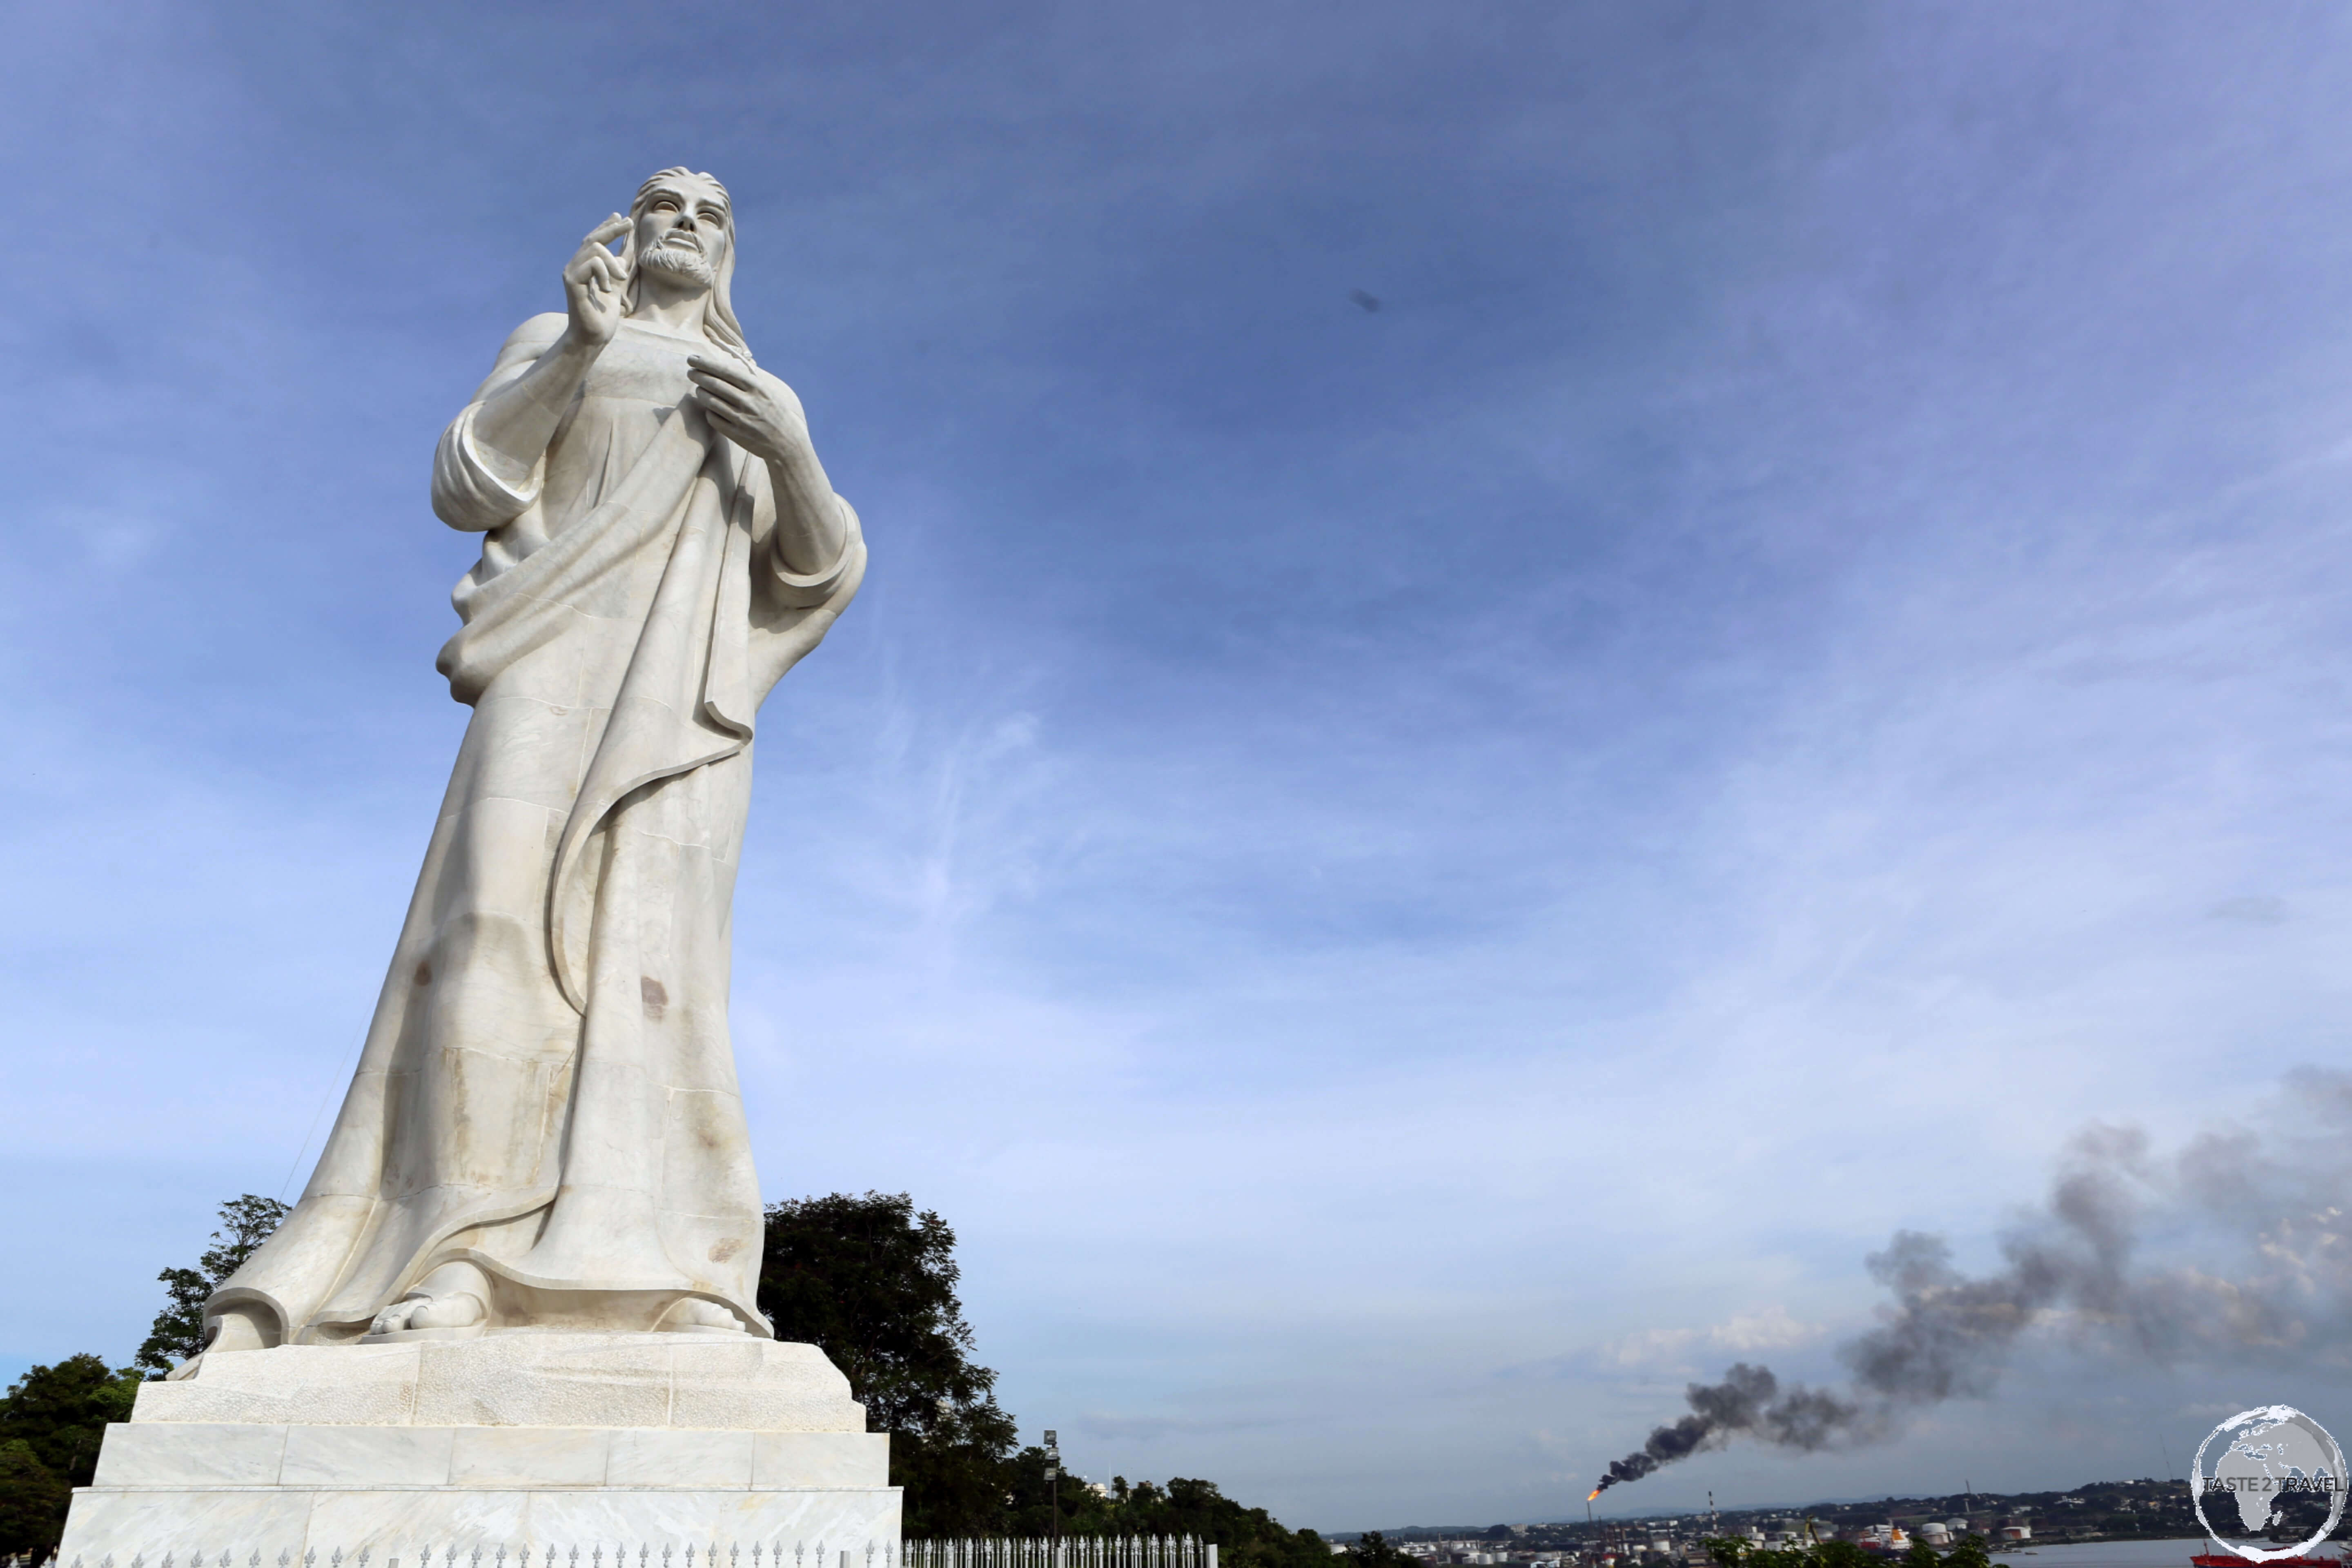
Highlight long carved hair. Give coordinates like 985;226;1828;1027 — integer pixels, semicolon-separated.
619;167;756;367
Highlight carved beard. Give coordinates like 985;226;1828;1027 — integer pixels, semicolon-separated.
638;239;717;290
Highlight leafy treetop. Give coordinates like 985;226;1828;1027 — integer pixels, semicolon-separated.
134;1194;288;1377
759;1192;1020;1536
0;1353;144;1558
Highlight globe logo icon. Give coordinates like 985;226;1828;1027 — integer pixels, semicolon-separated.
2192;1404;2346;1562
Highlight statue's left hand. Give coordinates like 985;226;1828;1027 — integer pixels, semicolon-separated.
686;354;809;468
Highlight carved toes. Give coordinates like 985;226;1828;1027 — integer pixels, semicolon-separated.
408;1291;486;1330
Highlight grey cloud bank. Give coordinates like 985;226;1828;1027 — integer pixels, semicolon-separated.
4;0;2352;1531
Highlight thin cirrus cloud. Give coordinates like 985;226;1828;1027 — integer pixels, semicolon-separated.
2;0;2350;1531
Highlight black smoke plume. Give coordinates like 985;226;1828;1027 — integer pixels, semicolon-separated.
1588;1364;1865;1495
1588;1067;2352;1497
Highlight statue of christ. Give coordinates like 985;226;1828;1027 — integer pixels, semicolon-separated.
197;168;865;1357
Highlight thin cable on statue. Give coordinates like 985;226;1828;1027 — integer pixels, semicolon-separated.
276;1030;366;1202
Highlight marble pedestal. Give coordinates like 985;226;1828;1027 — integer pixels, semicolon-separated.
60;1336;899;1564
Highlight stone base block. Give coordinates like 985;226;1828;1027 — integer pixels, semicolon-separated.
60;1336;897;1563
93;1424;888;1490
62;1423;897;1560
137;1336;865;1432
60;1484;896;1562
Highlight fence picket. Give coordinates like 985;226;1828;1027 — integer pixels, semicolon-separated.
906;1536;1212;1568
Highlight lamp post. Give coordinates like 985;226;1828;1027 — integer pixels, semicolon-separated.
1046;1430;1062;1561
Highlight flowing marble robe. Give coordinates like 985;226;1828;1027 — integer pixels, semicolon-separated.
209;312;864;1343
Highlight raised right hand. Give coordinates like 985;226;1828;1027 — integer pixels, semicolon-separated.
562;215;633;346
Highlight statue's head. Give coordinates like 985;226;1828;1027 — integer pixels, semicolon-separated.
621;167;755;364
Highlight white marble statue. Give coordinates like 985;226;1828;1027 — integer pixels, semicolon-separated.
199;168;866;1356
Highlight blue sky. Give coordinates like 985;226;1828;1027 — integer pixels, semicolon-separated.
4;0;2352;1532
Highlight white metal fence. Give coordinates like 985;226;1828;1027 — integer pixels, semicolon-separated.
904;1540;1213;1568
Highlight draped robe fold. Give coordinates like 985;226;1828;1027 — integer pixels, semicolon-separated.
209;313;865;1343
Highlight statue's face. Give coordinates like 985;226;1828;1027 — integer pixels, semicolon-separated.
634;175;731;290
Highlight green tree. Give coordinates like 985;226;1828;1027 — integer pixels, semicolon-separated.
1015;1470;1328;1568
0;1354;142;1481
0;1353;144;1557
1346;1532;1421;1568
758;1192;1018;1535
758;1191;1339;1557
0;1440;70;1561
1945;1538;1991;1568
1903;1541;1942;1568
134;1194;289;1376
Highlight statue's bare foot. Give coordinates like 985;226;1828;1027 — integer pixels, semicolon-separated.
410;1290;487;1329
369;1261;490;1335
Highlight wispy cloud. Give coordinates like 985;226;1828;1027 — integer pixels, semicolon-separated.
1595;1312;1828;1373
